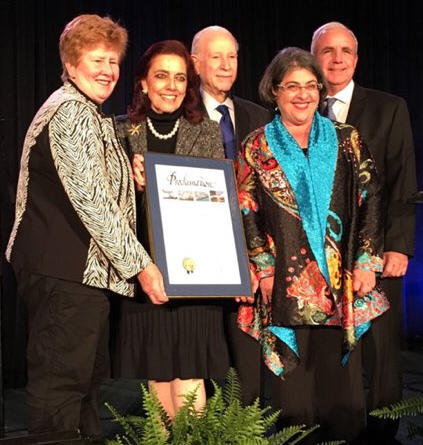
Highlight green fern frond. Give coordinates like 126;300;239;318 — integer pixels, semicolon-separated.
261;408;281;431
370;396;423;420
107;370;341;445
171;409;193;444
123;415;146;437
143;383;173;430
266;423;307;443
223;367;243;406
139;384;170;444
266;431;289;445
172;385;212;445
105;403;141;445
283;424;319;445
197;387;225;443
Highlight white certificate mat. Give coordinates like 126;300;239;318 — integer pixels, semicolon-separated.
144;152;252;298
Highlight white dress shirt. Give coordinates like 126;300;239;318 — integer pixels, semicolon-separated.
327;80;355;123
200;88;236;132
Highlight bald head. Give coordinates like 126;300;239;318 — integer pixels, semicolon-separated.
191;26;238;55
191;26;238;102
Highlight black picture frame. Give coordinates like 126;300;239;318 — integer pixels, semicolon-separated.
144;151;252;298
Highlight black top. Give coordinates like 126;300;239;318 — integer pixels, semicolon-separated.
146;108;183;153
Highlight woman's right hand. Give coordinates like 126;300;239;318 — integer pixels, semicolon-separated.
133;154;145;191
137;263;168;304
260;276;274;305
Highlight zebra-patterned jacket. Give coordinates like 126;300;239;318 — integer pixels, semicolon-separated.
6;82;151;297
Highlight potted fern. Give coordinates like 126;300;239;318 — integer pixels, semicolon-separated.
370;396;423;443
105;368;344;445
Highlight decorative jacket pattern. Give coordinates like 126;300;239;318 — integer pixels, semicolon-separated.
7;82;151;297
237;117;389;376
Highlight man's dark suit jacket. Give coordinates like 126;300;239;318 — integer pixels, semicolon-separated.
202;93;271;405
346;84;416;256
232;96;272;148
202;95;271;152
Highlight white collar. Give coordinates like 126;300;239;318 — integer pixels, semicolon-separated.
201;88;234;112
330;79;355;104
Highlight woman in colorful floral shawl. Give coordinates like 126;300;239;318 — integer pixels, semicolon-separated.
237;47;389;444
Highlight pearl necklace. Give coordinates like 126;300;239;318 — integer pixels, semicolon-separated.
146;117;180;140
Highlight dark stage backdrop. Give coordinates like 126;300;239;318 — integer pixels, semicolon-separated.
1;0;422;387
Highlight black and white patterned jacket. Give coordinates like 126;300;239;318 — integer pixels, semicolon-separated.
6;82;151;297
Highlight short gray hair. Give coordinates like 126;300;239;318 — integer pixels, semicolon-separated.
191;25;239;55
311;21;358;55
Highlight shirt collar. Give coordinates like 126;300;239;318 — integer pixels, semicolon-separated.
201;87;234;113
330;79;355;105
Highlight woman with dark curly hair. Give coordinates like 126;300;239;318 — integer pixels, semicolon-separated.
237;47;389;444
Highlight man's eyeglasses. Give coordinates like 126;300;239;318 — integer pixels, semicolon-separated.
275;82;323;94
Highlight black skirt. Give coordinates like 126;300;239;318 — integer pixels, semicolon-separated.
113;297;230;381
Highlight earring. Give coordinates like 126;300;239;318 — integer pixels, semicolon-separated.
142;89;148;95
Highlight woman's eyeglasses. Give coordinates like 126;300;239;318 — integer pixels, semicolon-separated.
275;82;323;93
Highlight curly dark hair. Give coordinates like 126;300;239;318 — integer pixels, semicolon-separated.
259;47;327;109
128;40;203;124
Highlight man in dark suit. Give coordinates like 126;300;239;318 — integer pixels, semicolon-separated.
191;25;271;405
191;26;270;153
312;22;417;445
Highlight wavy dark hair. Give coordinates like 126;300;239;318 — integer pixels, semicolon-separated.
128;40;203;124
259;47;327;109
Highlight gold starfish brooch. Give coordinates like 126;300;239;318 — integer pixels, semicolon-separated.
129;123;141;135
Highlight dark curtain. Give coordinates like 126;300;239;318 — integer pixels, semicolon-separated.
1;0;422;387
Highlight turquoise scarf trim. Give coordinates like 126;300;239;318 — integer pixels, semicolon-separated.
263;113;339;374
341;321;371;366
268;326;299;357
264;113;338;285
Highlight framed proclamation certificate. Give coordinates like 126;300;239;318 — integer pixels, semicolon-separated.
144;151;253;298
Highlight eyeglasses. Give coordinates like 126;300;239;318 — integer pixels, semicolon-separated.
275;82;323;94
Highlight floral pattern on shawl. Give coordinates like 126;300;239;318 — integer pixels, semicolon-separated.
237;120;389;377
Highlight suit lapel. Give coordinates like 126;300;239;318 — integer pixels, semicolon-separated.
175;118;200;155
347;84;367;127
233;97;249;147
199;101;210;118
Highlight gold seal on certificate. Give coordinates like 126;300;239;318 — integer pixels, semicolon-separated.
182;257;196;274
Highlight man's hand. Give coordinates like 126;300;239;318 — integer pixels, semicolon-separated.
382;251;409;278
353;269;376;297
137;263;168;304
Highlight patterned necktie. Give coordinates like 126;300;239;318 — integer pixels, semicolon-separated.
216;104;237;160
321;97;337;121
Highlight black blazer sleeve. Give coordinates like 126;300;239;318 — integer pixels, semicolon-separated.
347;85;417;256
